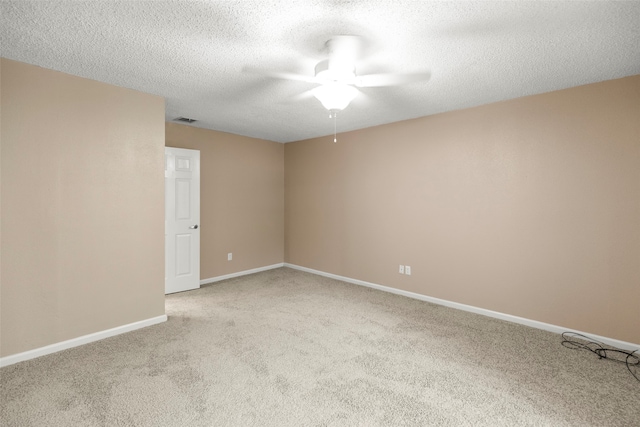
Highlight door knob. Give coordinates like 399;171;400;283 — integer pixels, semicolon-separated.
189;225;199;229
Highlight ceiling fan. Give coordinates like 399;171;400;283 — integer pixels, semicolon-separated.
246;35;431;112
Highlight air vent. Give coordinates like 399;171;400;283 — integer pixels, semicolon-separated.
174;116;197;123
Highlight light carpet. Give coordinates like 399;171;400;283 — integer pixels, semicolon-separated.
1;267;638;426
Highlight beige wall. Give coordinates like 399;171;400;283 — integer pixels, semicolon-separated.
0;59;166;357
285;75;640;344
166;123;284;279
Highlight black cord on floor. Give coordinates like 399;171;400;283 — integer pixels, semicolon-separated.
561;332;639;382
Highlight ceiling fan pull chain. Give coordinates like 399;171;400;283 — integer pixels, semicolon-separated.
332;110;337;143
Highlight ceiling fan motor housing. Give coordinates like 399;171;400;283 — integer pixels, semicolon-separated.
315;59;355;82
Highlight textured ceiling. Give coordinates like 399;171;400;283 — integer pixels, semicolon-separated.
1;1;639;143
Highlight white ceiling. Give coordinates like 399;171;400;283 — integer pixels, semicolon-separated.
1;1;639;143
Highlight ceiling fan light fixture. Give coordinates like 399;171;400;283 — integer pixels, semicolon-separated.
312;82;358;111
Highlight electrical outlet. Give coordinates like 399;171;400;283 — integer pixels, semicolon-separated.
399;265;405;274
227;253;232;261
405;266;411;275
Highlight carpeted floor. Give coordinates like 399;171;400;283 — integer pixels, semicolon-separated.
1;267;638;426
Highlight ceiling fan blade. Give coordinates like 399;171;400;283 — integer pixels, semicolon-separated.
355;71;431;87
243;66;322;85
290;89;316;102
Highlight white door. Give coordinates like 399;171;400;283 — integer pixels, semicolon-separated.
165;147;200;294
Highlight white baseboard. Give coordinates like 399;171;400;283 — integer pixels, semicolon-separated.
200;263;285;285
0;315;168;368
284;263;639;351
